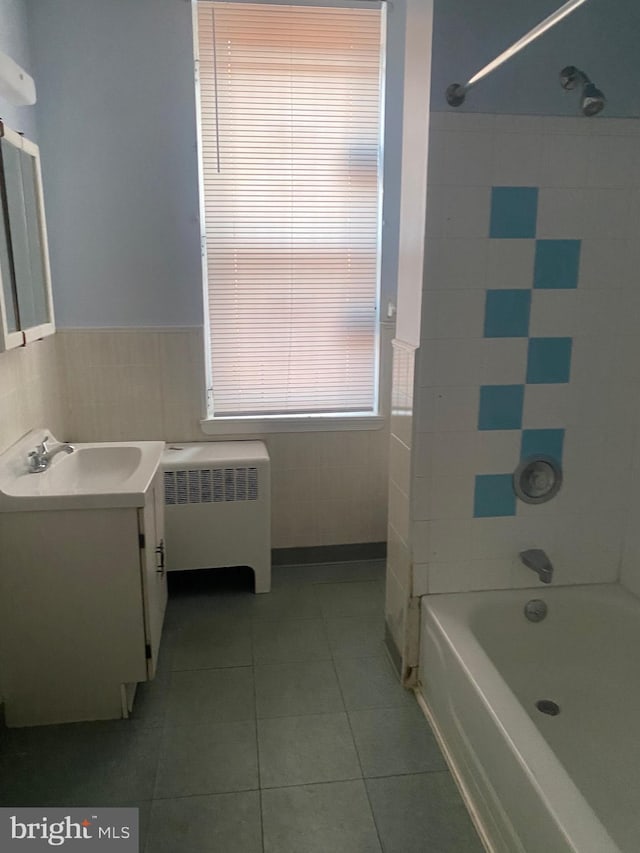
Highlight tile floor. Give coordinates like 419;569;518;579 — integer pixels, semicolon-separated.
0;560;483;852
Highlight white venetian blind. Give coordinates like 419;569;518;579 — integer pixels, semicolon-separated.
196;1;383;416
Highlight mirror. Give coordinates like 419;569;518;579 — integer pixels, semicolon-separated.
0;122;54;351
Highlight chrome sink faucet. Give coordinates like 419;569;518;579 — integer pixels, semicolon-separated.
27;436;75;473
519;549;553;584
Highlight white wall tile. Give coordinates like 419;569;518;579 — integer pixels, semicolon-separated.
441;187;491;238
425;238;488;291
486;239;535;289
433;386;480;433
539;133;590;188
385;566;406;653
428;475;474;520
537;188;592;239
431;290;485;340
577;239;633;290
529;290;580;338
413;562;429;596
432;130;495;187
480;339;528;385
475;430;521;474
522;385;571;429
414;387;437;433
430;431;478;478
586;135;640;188
431;339;483;386
427;519;474;562
491;132;543;186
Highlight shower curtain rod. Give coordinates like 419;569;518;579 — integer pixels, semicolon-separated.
446;0;589;106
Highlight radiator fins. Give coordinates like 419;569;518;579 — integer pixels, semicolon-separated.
164;468;259;505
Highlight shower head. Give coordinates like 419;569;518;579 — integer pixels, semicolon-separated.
560;65;606;116
581;82;606;117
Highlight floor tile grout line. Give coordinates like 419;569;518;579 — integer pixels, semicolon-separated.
329;649;385;853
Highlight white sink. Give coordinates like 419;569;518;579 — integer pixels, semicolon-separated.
0;429;165;511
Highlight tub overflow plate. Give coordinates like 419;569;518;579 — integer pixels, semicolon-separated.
513;455;562;505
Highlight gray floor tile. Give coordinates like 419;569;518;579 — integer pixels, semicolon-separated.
0;723;161;806
247;584;324;620
274;560;386;587
255;661;344;719
335;656;414;710
262;780;381;853
154;720;258;798
349;706;448;778
146;791;262;853
258;712;361;788
317;581;385;618
129;673;169;728
326;616;386;659
166;667;255;727
252;618;331;664
166;618;252;671
366;772;484;853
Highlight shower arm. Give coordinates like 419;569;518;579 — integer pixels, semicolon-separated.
446;0;590;107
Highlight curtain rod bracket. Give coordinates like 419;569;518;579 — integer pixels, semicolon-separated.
445;83;467;107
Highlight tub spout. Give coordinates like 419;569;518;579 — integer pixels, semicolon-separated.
519;549;553;584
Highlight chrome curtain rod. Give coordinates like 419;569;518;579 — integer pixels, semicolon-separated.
446;0;589;107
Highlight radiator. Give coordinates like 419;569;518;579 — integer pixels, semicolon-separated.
161;441;271;593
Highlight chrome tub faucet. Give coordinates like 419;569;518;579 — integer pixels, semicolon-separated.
519;549;553;584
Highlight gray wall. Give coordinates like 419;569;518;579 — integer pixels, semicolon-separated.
27;0;204;327
0;0;37;138
431;0;640;117
27;0;405;329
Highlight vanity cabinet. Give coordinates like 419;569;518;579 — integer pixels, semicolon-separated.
0;472;167;727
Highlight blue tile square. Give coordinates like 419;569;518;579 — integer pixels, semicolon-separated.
474;474;516;518
521;429;565;463
478;385;524;431
489;187;538;239
533;240;581;289
484;290;531;338
526;338;572;384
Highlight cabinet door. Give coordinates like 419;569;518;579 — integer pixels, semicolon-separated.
138;474;168;678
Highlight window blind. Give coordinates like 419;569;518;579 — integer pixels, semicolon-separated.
196;1;383;416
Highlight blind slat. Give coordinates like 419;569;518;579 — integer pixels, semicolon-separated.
197;2;382;416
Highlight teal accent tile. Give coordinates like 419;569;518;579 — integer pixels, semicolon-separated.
534;240;581;289
489;187;538;239
526;338;572;384
521;429;565;463
474;474;516;518
484;290;531;338
478;385;524;430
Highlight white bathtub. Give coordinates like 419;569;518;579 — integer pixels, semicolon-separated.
418;583;640;853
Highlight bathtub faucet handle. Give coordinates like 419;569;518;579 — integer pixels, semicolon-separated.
519;549;553;584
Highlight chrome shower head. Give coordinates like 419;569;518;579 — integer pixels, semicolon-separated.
559;65;606;116
581;82;605;117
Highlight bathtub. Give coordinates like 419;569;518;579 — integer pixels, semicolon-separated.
418;584;640;853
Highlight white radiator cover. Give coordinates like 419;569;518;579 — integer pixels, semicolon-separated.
161;441;271;593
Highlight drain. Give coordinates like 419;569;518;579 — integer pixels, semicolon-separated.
536;699;560;716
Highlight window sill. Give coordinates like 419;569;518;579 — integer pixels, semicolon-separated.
200;414;386;435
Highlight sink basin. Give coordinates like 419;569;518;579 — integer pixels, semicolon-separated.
0;430;165;512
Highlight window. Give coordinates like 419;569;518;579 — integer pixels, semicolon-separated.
195;1;384;420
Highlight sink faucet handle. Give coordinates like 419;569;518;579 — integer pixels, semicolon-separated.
37;435;50;454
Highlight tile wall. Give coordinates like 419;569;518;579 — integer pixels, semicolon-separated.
385;340;415;662
57;325;392;550
412;112;640;595
0;336;67;456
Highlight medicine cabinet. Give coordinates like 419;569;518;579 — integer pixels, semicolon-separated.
0;121;54;351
